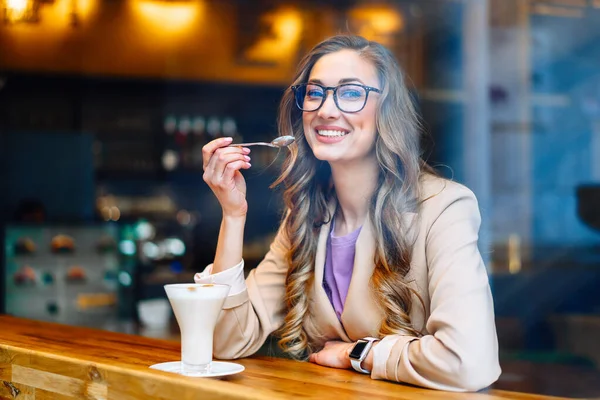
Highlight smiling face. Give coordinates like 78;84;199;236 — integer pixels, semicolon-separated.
302;49;381;165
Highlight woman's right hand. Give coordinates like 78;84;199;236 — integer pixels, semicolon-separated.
202;137;252;218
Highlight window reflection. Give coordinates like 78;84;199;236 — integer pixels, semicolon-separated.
1;0;599;397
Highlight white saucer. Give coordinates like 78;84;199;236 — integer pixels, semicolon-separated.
149;361;244;378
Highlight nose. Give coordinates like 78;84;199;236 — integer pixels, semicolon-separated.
317;90;340;119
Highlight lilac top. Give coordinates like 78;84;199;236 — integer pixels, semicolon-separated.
323;220;362;319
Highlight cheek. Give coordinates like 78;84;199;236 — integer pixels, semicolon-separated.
301;114;316;149
363;106;378;129
356;110;377;136
349;113;377;150
302;114;315;139
350;114;375;134
302;113;310;128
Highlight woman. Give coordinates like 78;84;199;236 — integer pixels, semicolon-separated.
198;35;500;392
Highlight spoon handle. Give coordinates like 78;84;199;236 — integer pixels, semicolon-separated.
228;142;276;148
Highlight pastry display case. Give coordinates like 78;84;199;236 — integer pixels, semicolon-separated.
3;223;136;330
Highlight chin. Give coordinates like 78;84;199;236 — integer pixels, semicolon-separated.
310;147;346;163
306;137;348;161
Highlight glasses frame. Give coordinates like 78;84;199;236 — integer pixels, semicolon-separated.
291;83;382;113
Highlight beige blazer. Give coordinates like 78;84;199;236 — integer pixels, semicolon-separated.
211;175;501;392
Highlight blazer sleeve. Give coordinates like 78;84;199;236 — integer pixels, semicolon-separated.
371;184;501;392
211;221;291;359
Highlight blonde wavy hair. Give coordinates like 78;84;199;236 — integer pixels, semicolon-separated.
273;35;429;359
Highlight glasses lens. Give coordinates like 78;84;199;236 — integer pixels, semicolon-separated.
336;84;367;113
294;84;323;111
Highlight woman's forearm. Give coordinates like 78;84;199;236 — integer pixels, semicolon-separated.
212;215;246;274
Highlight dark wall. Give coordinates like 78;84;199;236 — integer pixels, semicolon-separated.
1;132;95;222
0;72;287;272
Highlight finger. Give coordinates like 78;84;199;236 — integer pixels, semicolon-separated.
310;350;334;368
207;146;250;172
204;156;249;188
207;151;250;180
222;160;251;183
202;137;233;170
204;148;249;181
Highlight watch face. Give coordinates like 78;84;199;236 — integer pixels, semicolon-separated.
349;341;368;359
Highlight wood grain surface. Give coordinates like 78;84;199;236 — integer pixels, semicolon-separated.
0;316;571;400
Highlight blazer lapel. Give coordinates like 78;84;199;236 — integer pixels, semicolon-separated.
311;210;351;342
341;220;384;340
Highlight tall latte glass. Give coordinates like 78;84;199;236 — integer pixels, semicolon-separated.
164;283;230;375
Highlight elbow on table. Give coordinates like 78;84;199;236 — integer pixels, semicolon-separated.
213;331;264;360
213;347;238;360
213;339;253;360
452;354;502;392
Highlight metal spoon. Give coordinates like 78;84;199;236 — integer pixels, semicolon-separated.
228;135;295;148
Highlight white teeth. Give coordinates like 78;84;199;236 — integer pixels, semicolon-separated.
317;130;348;137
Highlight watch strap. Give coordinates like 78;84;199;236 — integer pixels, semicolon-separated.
351;357;371;374
350;337;379;374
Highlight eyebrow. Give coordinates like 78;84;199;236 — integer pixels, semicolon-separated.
307;78;366;85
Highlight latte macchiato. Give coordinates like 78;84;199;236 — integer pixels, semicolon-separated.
164;283;230;375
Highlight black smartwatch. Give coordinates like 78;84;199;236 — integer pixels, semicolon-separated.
349;337;379;373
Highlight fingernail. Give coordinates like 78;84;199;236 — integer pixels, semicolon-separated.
246;162;252;167
243;147;251;153
244;156;251;161
223;137;233;141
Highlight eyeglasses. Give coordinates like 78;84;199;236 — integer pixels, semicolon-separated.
291;83;382;113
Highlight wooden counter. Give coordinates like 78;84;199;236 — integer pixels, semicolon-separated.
0;316;568;400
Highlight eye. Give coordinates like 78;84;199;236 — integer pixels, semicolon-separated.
338;86;365;100
306;85;324;99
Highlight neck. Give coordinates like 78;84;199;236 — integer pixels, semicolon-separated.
329;155;379;236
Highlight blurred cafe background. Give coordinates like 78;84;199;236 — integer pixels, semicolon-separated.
1;0;600;397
